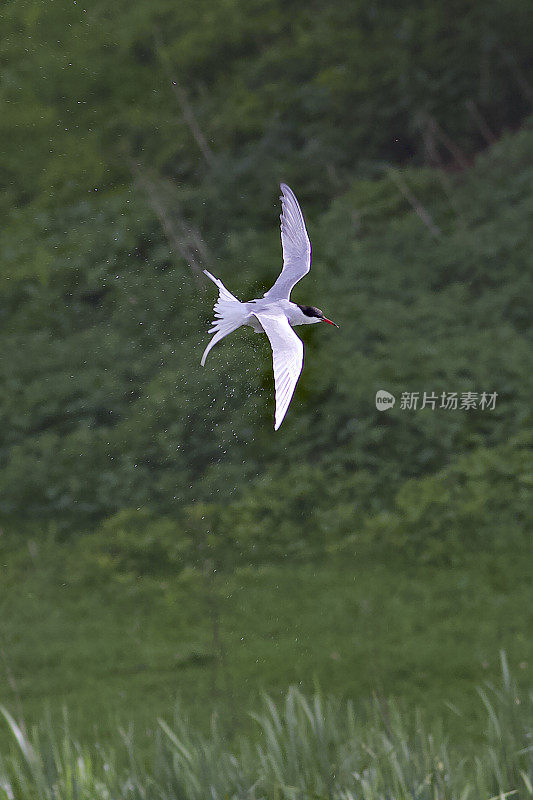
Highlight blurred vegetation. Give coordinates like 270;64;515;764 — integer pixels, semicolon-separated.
1;122;532;564
0;658;532;799
0;533;531;751
0;0;532;760
3;0;533;214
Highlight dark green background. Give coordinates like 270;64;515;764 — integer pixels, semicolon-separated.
0;0;531;747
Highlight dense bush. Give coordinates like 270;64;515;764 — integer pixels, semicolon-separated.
3;0;533;218
1;124;533;558
346;432;533;563
1;1;532;561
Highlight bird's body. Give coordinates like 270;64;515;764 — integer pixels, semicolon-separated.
201;183;337;430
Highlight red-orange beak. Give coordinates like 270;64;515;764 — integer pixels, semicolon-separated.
322;317;339;327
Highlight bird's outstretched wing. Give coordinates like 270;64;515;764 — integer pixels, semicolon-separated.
253;310;304;430
263;183;311;301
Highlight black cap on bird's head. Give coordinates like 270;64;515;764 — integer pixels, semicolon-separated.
297;304;339;327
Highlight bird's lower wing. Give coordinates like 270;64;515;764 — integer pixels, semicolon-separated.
253;310;304;430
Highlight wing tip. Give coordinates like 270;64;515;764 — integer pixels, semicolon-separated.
279;182;293;200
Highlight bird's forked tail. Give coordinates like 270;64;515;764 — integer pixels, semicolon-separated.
201;270;246;366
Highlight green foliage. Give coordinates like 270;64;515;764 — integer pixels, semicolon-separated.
79;507;195;577
1;5;531;790
0;661;531;799
3;0;533;216
1;125;533;564
68;431;531;571
1;536;531;752
347;433;533;563
1;1;533;568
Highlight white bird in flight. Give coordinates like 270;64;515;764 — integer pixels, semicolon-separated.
201;183;338;430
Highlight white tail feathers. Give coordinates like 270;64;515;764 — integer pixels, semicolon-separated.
201;270;245;366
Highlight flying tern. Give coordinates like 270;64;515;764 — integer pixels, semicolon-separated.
201;183;338;430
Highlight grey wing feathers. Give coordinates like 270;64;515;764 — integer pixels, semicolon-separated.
263;183;312;300
253;310;304;430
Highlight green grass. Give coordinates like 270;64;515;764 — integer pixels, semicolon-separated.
0;659;531;799
0;540;531;752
